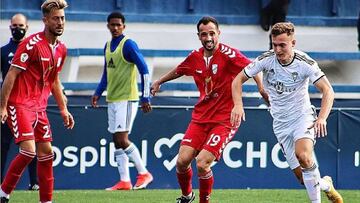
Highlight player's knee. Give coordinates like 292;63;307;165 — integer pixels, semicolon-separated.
196;159;211;174
296;152;313;168
176;157;191;172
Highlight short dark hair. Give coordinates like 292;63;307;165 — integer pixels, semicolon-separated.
197;16;219;32
107;12;125;23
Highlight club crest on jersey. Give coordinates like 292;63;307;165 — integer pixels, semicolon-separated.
20;53;29;62
212;64;218;74
291;72;299;81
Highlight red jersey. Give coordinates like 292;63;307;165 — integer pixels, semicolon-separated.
9;32;67;111
176;43;250;126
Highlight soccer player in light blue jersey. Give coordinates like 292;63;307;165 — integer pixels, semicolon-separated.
231;22;343;203
91;12;153;190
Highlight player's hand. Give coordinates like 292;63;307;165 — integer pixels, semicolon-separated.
91;95;99;108
141;102;152;113
313;117;327;138
60;109;75;129
150;80;161;96
230;104;245;127
259;88;270;106
0;107;8;124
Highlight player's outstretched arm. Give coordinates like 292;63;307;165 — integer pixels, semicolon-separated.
151;68;182;96
313;76;334;137
52;75;75;129
230;71;249;127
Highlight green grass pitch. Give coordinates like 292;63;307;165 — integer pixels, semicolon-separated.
7;189;360;203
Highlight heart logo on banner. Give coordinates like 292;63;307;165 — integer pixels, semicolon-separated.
154;133;184;171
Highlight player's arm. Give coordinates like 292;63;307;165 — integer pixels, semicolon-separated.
124;40;151;113
150;68;182;96
230;70;249;127
313;76;334;137
91;46;107;108
0;66;21;123
52;74;74;129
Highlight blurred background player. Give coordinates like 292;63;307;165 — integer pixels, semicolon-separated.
0;13;40;191
231;22;343;203
0;0;75;202
91;11;153;191
260;0;290;49
151;16;267;203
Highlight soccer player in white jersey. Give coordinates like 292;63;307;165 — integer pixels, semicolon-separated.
230;22;343;203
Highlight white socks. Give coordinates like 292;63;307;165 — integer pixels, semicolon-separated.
124;143;148;174
0;187;9;199
115;149;130;182
302;164;321;203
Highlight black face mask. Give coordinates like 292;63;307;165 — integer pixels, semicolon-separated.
11;27;26;41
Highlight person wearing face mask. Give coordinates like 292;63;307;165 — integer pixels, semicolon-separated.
0;13;40;191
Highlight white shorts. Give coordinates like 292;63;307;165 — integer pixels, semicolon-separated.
273;107;317;169
107;101;138;134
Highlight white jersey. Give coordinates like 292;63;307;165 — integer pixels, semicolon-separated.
244;49;324;123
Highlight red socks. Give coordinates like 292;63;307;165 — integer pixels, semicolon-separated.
176;167;193;196
37;153;54;202
1;149;35;194
198;170;214;203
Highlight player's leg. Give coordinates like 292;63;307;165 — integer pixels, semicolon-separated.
0;140;35;200
105;102;131;190
122;101;152;190
0;107;37;201
196;150;215;203
295;138;322;203
34;111;54;203
36;142;54;203
176;145;197;203
197;124;237;203
176;121;203;203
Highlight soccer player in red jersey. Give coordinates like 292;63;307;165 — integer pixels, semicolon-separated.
0;0;74;202
151;16;267;203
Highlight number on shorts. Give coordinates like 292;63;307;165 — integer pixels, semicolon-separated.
207;134;221;146
43;125;50;138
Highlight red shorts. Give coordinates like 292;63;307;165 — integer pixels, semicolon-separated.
181;121;237;160
6;106;52;144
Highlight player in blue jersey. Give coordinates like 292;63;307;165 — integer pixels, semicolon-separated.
0;13;39;191
91;11;153;190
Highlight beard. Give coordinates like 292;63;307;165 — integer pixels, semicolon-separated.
202;40;215;52
50;27;64;36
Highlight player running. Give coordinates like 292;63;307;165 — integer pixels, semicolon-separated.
231;22;343;203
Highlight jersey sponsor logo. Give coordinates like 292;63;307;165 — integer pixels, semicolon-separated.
20;53;29;62
26;34;42;50
212;64;218;74
267;80;297;94
220;44;236;58
108;58;115;68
